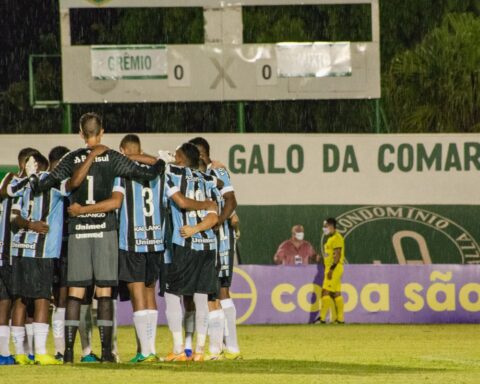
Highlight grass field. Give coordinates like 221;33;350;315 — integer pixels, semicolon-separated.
2;324;479;384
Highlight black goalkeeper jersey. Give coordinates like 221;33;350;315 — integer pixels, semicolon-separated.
38;148;165;235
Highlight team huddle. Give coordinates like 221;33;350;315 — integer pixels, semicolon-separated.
0;112;241;365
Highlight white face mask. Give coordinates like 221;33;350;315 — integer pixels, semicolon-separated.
322;227;330;236
25;157;38;177
294;232;304;241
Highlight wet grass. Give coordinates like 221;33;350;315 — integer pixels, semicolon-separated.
3;324;479;384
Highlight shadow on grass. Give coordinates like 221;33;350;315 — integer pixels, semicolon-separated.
74;359;445;376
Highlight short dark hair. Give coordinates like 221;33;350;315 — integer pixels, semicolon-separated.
48;146;70;163
326;217;337;228
18;147;40;165
120;134;141;149
28;153;49;171
79;112;103;138
179;142;200;168
189;137;210;156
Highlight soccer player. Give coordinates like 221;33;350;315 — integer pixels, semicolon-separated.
163;143;220;362
0;148;39;365
318;218;345;324
31;113;166;363
190;137;241;359
68;134;215;363
9;153;67;365
48;146;70;361
46;146;99;363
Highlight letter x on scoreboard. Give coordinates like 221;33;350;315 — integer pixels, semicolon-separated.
60;0;380;103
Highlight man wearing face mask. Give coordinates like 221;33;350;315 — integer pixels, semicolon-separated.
273;225;317;265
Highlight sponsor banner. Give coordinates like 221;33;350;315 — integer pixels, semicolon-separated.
276;42;352;78
116;265;480;325
91;45;168;80
0;133;478;205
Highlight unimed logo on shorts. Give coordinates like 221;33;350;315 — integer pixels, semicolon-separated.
322;206;480;265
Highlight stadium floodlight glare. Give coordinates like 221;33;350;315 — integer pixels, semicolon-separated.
59;0;380;103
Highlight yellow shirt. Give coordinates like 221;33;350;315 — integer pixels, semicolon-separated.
323;231;345;268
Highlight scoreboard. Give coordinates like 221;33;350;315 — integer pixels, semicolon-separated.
60;0;380;103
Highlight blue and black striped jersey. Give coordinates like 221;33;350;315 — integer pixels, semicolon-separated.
205;164;235;257
0;173;20;266
37;148;165;235
10;172;67;259
163;164;218;251
116;166;166;253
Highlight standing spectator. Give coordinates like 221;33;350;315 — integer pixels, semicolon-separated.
274;225;316;265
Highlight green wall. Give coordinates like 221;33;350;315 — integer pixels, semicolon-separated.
0;166;17;181
236;205;480;265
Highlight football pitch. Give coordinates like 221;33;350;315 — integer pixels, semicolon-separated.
2;324;479;384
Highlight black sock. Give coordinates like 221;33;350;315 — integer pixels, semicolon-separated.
97;296;113;357
65;296;82;353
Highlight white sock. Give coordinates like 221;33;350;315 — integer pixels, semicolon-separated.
165;293;184;354
0;325;11;356
221;299;240;353
133;310;150;356
146;310;158;355
207;310;225;355
79;304;92;356
25;323;34;355
11;326;26;355
33;322;49;355
184;310;195;351
172;331;183;354
112;299;118;354
193;293;209;352
52;307;66;354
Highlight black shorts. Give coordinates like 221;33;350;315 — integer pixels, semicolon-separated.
158;250;169;298
12;257;55;300
166;245;217;297
0;265;13;300
117;280;130;302
53;255;68;289
119;250;162;285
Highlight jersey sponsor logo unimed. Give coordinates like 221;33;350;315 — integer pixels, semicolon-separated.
135;239;163;246
191;237;216;244
11;241;36;250
75;232;104;239
75;222;107;231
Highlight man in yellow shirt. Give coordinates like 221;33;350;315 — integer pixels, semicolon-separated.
318;218;345;324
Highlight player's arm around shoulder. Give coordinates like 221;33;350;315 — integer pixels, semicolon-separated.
170;191;218;212
180;210;219;239
112;150;165;180
68;191;124;217
68;145;109;191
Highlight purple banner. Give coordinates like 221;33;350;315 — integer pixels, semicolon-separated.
117;265;480;325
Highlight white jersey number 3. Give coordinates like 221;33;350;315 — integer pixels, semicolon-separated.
142;187;154;217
